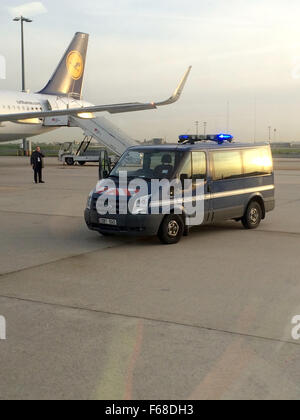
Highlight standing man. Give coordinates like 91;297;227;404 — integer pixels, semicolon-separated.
31;146;45;184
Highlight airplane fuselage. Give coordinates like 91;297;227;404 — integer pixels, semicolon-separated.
0;90;93;142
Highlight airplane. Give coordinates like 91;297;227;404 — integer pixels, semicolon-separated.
0;32;192;144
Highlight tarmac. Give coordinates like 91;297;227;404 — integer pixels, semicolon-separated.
0;156;300;400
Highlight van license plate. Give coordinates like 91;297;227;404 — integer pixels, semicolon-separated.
99;218;117;226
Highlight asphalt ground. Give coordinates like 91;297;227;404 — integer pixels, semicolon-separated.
0;156;299;400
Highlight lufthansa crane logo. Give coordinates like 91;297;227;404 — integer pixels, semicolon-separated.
66;51;84;80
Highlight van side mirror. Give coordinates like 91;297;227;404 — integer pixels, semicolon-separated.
99;150;111;180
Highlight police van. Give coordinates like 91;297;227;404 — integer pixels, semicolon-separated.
85;134;275;244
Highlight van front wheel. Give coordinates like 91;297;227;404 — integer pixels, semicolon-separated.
158;215;184;245
242;201;262;229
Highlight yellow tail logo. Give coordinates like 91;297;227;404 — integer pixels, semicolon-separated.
66;51;83;80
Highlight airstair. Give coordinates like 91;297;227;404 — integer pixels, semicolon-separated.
69;115;137;157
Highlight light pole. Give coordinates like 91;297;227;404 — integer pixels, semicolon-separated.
13;16;32;92
203;122;207;136
268;126;272;142
13;16;32;155
273;128;277;143
195;121;199;136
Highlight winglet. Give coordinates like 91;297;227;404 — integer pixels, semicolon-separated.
155;66;192;107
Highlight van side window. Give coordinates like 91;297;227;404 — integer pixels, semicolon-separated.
212;151;243;181
243;148;273;177
192;152;206;179
179;153;192;179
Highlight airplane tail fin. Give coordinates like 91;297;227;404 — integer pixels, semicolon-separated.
39;32;89;99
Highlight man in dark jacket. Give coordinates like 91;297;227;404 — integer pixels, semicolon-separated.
31;146;45;184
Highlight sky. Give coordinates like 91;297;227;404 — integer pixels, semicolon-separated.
1;0;300;143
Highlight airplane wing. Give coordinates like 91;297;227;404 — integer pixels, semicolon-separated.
0;67;192;123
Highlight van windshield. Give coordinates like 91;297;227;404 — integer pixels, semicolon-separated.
110;150;183;180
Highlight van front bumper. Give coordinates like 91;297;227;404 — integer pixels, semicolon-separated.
84;208;163;236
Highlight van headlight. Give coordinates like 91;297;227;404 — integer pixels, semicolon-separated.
131;195;151;215
86;190;94;210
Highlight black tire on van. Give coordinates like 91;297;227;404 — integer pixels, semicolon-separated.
158;215;184;245
242;200;262;230
79;161;86;166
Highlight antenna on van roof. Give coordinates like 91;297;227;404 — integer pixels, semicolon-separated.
178;134;234;145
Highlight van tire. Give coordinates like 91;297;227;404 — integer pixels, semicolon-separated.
242;201;262;229
79;161;86;166
158;215;184;244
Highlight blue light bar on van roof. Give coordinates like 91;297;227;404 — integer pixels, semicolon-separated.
179;135;190;141
217;134;233;142
179;134;234;144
